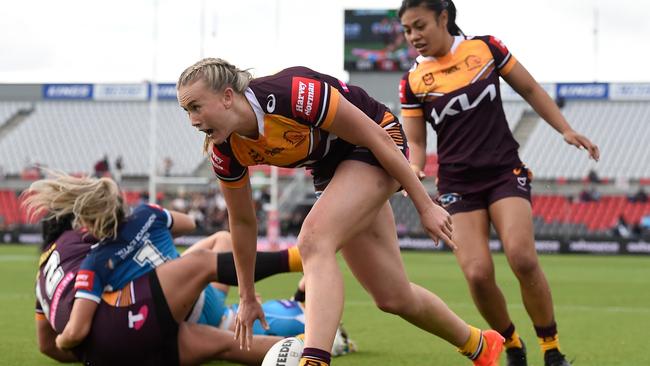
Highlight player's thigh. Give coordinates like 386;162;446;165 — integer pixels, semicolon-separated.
340;202;412;301
451;209;493;275
299;159;399;254
488;197;537;268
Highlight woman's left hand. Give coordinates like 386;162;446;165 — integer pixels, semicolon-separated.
234;297;268;350
563;130;600;161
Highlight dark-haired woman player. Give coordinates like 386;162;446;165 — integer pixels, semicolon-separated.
398;1;599;366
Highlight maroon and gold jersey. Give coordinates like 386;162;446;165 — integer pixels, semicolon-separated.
400;35;521;177
210;66;391;188
35;231;95;333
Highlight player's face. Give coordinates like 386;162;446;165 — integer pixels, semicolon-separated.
178;80;236;145
401;5;448;57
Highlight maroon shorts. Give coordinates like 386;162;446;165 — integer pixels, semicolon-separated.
310;112;408;192
436;164;533;215
75;271;179;366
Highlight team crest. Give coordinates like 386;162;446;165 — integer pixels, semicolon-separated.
422;73;435;86
438;193;462;207
465;55;482;70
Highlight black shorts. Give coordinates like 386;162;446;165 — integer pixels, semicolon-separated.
310;112;408;192
76;271;179;366
436;164;533;215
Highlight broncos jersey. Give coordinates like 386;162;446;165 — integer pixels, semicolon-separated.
400;35;522;177
210;66;392;188
35;231;95;333
74;204;177;303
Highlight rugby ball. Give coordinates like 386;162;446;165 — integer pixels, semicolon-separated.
261;336;304;366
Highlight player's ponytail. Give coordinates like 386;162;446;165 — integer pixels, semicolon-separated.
398;0;464;36
22;172;127;240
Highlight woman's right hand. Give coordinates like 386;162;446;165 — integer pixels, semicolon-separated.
234;296;268;350
419;202;456;250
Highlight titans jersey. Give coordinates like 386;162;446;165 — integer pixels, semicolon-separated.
228;299;305;336
210;66;392;188
74;204;176;303
35;231;95;333
400;35;521;176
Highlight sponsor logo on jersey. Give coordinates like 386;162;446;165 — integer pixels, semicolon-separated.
264;147;285;157
465;55;482;70
517;176;528;186
266;94;276;113
210;147;231;176
128;305;149;330
74;270;95;291
283;131;306;146
338;79;350;92
248;150;266;164
438;193;462;207
291;77;322;122
422;73;435;86
431;83;497;124
399;79;407;103
488;36;509;56
442;65;460;75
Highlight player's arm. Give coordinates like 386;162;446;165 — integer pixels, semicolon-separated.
169;210;197;237
327;96;454;248
503;62;599;161
55;298;98;350
402;115;428;179
220;178;268;348
36;317;78;362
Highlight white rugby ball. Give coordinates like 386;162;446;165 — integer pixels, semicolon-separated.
261;336;304;366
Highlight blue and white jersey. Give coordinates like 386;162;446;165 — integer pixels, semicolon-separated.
74;204;177;303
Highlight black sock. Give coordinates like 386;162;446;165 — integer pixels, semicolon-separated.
293;287;306;302
216;250;290;285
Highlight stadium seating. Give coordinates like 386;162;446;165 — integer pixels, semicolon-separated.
0;101;205;176
0;101;31;129
521;101;650;180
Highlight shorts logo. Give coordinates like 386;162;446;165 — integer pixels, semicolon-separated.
210;147;231;176
128;305;149;330
266;94;276;113
439;193;462;207
74;270;94;291
291;77;322;123
517;176;528;187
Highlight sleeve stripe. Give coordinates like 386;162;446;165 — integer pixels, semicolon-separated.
401;103;422;108
319;87;340;131
163;209;173;229
315;82;330;127
75;292;101;303
498;53;512;69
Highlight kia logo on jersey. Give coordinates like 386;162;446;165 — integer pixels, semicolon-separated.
291;77;322;123
128;305;149;330
431;83;496;125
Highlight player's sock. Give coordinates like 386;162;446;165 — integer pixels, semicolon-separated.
457;326;484;360
299;347;331;366
216;249;298;285
535;322;561;353
500;323;523;349
288;245;303;272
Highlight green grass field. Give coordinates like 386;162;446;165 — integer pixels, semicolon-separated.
1;244;649;365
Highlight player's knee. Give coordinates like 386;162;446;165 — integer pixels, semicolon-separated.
211;231;233;252
465;266;496;289
296;221;334;262
375;295;411;315
183;248;217;278
508;253;539;277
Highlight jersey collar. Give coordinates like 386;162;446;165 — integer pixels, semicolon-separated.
415;35;465;63
244;87;265;137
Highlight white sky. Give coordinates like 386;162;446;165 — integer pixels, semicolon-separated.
1;0;648;84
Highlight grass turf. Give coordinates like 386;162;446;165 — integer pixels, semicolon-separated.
1;244;648;365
